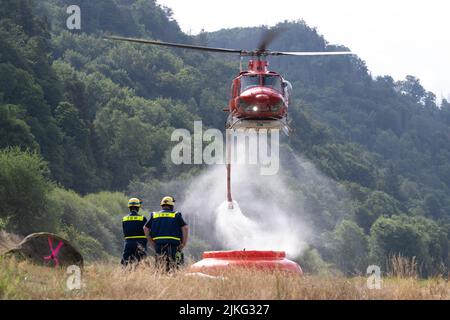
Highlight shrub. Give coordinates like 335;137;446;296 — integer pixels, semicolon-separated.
330;220;369;275
0;147;58;234
369;215;448;277
59;225;108;261
48;188;127;258
295;247;330;275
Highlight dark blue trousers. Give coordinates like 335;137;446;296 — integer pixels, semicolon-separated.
121;239;147;266
155;243;180;272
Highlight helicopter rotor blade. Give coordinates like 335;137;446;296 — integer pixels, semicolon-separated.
269;51;354;56
257;27;284;52
105;35;355;58
105;35;246;54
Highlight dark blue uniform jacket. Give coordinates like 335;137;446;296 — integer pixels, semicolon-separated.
122;211;147;240
144;209;187;245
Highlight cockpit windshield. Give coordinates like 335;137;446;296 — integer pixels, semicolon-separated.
262;75;282;92
240;74;283;93
240;75;260;92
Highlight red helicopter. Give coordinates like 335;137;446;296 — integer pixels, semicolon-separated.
106;30;353;208
106;30;353;136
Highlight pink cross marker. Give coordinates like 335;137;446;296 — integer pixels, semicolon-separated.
43;237;64;267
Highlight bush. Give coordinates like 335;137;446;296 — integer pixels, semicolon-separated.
330;220;369;275
48;188;128;258
369;215;448;277
84;192;129;217
59;225;108;261
355;191;402;232
184;235;212;261
0;217;9;230
295;247;330;275
0;147;59;234
0;148;131;261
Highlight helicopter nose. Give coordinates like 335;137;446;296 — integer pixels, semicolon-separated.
255;93;270;104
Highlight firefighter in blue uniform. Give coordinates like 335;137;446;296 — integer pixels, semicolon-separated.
144;196;189;271
121;198;148;266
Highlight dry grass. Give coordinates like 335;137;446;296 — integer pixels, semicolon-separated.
0;230;22;254
387;255;419;279
1;257;449;300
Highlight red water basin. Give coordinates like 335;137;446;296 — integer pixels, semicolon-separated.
188;250;303;276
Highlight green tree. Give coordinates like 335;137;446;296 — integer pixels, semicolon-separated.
423;193;442;219
356;191;401;232
330;220;369;275
395;75;426;103
0;104;37;150
54;101;99;192
369;215;448;276
0;147;58;234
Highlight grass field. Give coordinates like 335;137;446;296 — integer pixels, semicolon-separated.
1;257;449;300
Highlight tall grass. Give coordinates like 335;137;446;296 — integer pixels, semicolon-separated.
387;254;419;279
0;230;22;254
0;257;449;300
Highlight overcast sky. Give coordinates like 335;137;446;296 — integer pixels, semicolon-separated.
156;0;450;101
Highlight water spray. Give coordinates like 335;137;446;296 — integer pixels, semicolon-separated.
186;130;306;275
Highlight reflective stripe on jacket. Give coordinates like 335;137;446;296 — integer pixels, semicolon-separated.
122;212;147;240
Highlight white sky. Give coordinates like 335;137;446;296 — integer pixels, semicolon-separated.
156;0;450;101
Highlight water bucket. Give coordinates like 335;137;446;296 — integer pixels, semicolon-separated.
188;250;303;276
